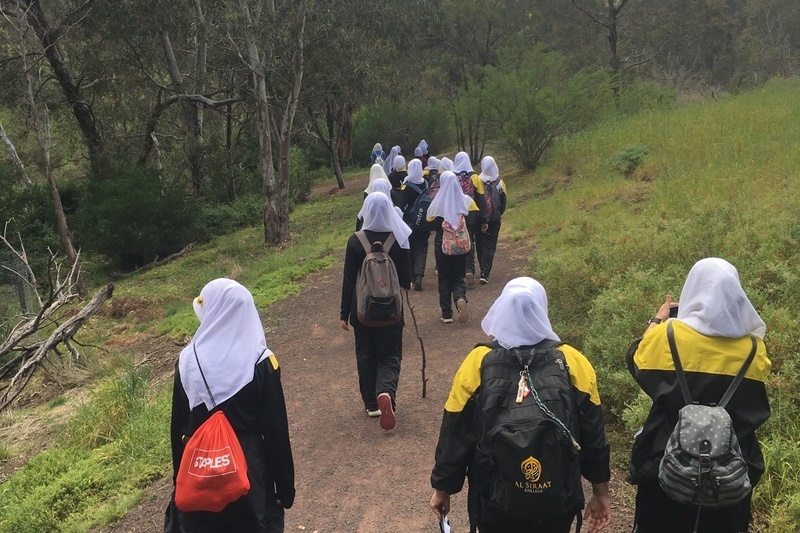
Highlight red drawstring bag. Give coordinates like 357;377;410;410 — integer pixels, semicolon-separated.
174;345;251;512
174;410;250;512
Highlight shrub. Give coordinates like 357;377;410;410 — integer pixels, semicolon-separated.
610;145;650;177
75;162;197;270
196;194;262;240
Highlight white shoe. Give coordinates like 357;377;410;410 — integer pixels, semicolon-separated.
366;408;381;418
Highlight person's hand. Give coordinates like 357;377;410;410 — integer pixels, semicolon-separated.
656;294;677;322
340;320;349;331
583;483;611;533
481;222;488;233
429;490;450;519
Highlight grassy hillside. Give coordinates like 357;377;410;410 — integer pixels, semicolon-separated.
503;77;800;531
2;79;800;531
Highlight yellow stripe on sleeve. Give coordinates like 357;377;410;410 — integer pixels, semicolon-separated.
444;346;493;413
471;174;485;195
559;344;601;406
269;354;279;370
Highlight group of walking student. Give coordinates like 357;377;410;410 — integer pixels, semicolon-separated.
164;144;771;532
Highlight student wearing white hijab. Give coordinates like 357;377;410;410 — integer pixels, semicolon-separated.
627;258;771;533
340;192;411;430
357;175;402;231
430;277;612;533
167;278;295;533
387;154;407;189
474;155;507;285
438;157;454;172
382;145;402;176
370;143;386;166
395;159;431;290
426;171;476;323
452;151;488;286
414;139;430;167
424;156;441;199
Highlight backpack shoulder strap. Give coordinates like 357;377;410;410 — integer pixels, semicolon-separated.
718;335;758;408
666;322;693;405
407;182;423;194
355;231;372;254
383;233;396;251
193;344;217;409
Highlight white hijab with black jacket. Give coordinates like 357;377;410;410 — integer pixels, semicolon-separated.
359;191;411;249
482;277;560;349
179;278;271;410
426;170;472;228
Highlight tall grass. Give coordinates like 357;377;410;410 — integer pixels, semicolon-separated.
506;77;800;530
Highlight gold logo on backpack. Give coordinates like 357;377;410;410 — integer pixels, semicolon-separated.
521;456;542;483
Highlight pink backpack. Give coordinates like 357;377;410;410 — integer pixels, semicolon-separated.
442;215;470;255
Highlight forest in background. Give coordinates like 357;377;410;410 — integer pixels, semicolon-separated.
0;0;798;274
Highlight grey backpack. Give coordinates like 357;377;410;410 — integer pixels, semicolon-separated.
354;231;402;327
658;322;757;518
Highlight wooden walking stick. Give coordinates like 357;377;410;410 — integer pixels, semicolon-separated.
404;289;428;398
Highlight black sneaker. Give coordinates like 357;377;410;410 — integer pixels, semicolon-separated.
479;277;488;285
414;277;423;291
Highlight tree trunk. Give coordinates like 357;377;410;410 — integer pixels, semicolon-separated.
326;102;344;188
20;0;104;176
0;122;31;185
239;0;280;245
337;100;353;162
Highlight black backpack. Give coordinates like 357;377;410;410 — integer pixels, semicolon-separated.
484;180;502;222
402;182;432;231
473;340;584;524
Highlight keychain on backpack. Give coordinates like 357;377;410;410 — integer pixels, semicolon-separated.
516;371;530;404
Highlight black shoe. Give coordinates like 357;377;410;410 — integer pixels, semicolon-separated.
414;277;423;291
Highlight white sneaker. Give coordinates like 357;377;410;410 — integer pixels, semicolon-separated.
455;298;469;323
366;408;381;418
441;316;454;324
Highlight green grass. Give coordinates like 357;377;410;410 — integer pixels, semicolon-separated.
503;77;800;531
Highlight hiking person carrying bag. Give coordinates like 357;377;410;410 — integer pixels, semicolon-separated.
175;346;250;512
354;231;403;326
402;182;432;230
658;322;756;527
474;340;584;526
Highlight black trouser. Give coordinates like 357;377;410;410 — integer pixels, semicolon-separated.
353;321;403;411
409;229;429;281
477;515;573;533
634;480;752;533
434;247;467;319
465;211;481;276
475;219;501;280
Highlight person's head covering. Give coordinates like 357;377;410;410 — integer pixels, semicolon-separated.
359;191;411;249
417;139;429;155
391;154;406;172
403;159;425;185
482;277;561;349
438;157;454;172
453;151;474;174
414;147;423;157
372;143;382;153
365;164;389;193
676;258;766;338
366;177;393;196
426;170;472;228
479;156;499;183
382;145;401;174
179;279;271;410
426;156;440;171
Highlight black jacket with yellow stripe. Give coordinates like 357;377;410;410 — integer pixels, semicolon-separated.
431;342;611;496
626;320;771;485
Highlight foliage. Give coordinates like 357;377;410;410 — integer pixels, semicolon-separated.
195;194;263;242
74;162;197;270
610;145;650;177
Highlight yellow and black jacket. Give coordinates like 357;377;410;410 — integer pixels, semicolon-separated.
626;320;771;485
431;342;610;496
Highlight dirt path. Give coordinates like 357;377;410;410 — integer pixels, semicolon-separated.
101;180;635;532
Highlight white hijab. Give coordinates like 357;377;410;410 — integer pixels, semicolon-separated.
365;164;389;193
479;156;499;183
676;258;766;338
359;191;411;249
426;171;472;228
426;156;440;171
372;143;382;153
391;154;406;172
453;151;474;175
414;147;423;157
179;279;271;410
438;157;454;172
404;159;425;185
383;145;401;175
482;277;561;349
359;180;403;219
417;139;429;155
